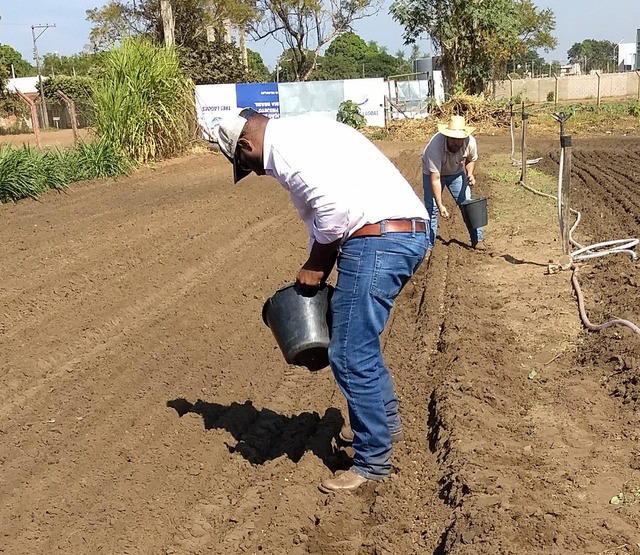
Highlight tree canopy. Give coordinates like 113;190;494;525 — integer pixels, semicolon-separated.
0;44;36;78
389;0;556;92
250;0;382;81
305;32;412;81
41;52;106;77
567;39;617;73
86;0;252;84
86;0;253;51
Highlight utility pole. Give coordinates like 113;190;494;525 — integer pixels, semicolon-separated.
160;0;175;47
31;23;56;129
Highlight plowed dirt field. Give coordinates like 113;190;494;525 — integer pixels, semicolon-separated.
1;131;639;555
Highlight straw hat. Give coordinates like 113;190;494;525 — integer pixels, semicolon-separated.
437;115;476;138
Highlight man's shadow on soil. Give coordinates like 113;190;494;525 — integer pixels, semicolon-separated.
167;398;352;472
500;254;547;267
439;237;547;267
439;237;473;250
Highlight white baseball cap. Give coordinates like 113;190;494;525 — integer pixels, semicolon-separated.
211;107;259;183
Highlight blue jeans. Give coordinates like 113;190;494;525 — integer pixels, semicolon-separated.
328;222;427;480
422;172;484;250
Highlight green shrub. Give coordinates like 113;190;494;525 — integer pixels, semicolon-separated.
0;145;48;201
92;38;195;164
0;141;133;203
546;91;555;102
337;100;367;129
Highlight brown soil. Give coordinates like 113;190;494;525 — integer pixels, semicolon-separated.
1;131;639;555
0;128;91;148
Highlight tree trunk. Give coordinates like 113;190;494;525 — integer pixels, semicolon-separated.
160;0;175;47
238;25;248;68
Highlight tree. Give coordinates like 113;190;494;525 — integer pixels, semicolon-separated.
87;0;253;51
312;32;411;80
178;40;249;84
567;39;617;73
314;32;369;80
250;0;382;81
41;52;106;77
247;49;271;81
86;0;252;83
516;0;556;53
390;0;556;92
0;44;36;77
39;75;94;101
506;49;546;77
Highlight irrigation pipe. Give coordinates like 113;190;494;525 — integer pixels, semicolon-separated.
555;149;639;261
517;152;640;337
571;270;640;335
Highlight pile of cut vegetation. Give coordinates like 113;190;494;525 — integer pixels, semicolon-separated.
362;93;511;141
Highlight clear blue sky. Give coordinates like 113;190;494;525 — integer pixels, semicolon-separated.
1;0;637;70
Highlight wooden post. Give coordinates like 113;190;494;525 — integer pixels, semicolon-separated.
596;71;601;107
560;134;572;255
553;73;558;107
520;102;528;184
56;90;79;143
15;90;41;148
160;0;175;47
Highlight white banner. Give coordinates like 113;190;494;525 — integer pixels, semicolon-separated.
195;84;237;138
342;78;386;127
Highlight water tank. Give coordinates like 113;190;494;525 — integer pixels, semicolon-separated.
413;57;433;80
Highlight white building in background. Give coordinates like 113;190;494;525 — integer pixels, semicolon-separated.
5;77;39;98
617;42;637;71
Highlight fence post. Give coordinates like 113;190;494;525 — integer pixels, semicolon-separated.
15;90;41;148
56;90;79;143
596;72;601;107
507;75;513;99
553;73;558;107
636;71;640;100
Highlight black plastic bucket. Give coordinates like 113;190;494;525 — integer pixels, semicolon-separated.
460;197;488;229
262;284;334;371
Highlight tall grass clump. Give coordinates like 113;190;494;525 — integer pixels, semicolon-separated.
91;38;195;164
0;141;133;203
0;145;49;201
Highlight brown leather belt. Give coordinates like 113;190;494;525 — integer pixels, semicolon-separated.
350;219;427;239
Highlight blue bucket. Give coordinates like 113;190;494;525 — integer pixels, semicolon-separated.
262;284;334;371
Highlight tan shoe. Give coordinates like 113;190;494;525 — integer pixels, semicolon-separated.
319;470;371;493
339;425;404;444
472;241;487;251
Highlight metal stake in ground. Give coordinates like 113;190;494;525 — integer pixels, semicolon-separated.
520;102;528;184
551;112;573;256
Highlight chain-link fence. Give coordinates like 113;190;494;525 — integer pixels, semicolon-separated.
0;95;92;136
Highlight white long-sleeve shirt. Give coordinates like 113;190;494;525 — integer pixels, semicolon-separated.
263;116;429;245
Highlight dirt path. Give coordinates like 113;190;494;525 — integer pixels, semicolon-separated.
1;133;639;554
